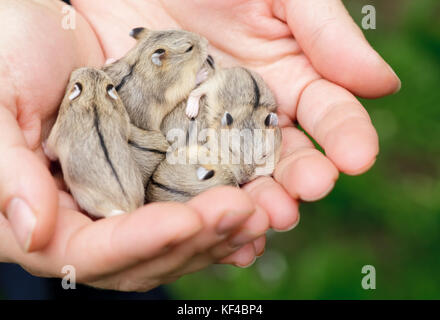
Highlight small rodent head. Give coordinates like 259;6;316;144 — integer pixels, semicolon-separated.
63;68;124;114
220;107;282;184
129;27;209;79
212;68;282;183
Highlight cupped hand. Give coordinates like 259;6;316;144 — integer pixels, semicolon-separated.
1;186;262;291
71;0;400;232
0;0;267;291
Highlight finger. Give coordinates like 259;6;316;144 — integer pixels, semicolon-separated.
253;235;266;257
186;186;256;237
219;234;266;268
173;232;266;276
219;243;256;268
243;176;299;231
58;191;79;211
273;126;339;200
71;0;142;59
297;79;379;175
157;187;256;271
281;0;400;97
170;203;270;275
0;106;58;252
60;202;203;281
104;187;255;282
161;188;259;275
5;203;201;292
209;205;269;261
226;205;269;249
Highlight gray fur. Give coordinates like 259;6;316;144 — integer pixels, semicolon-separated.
146;146;238;202
147;67;282;202
46;68;144;218
103;28;210;131
128;125;170;185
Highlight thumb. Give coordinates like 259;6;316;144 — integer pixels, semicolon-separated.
0;106;58;252
280;0;401;98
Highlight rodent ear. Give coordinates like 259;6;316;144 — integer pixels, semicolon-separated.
68;83;82;101
152;49;165;66
221;112;233;126
129;27;149;40
264;112;278;127
196;167;215;181
106;84;118;100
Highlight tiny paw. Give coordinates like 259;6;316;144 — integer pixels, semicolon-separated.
186;97;200;119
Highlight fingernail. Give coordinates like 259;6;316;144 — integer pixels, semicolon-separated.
229;230;261;248
216;211;251;235
235;256;257;269
388;65;401;94
273;213;301;233
256;247;265;257
6;198;37;252
393;78;402;94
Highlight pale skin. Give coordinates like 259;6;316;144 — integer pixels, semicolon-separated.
0;0;399;292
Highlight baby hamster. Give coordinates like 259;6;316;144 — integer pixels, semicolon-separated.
161;67;282;185
103;27;213;131
206;67;282;184
45;67;144;218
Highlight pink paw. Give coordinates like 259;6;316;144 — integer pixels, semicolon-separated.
186;95;200;119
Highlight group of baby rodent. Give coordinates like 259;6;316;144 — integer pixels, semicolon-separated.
45;27;282;218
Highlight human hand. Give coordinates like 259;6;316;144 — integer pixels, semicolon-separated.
0;0;267;291
1;186;264;291
71;0;400;232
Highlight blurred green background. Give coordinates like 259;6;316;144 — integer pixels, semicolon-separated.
168;0;440;299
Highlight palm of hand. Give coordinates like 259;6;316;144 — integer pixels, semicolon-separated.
0;0;398;292
71;0;321;230
75;0;377;229
0;0;266;292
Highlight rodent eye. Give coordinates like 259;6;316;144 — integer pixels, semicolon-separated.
185;45;194;53
152;49;166;66
264;112;278;127
68;83;82;101
107;84;118;100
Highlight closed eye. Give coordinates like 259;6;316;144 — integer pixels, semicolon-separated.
154;48;165;55
185;45;193;53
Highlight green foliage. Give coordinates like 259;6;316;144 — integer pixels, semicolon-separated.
169;0;440;299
